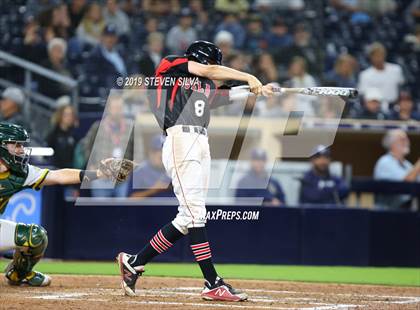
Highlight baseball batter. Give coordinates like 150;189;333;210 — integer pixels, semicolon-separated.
0;123;133;286
117;41;273;301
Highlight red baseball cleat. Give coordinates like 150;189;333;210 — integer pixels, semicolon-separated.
201;277;248;301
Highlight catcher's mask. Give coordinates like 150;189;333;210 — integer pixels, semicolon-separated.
0;123;31;175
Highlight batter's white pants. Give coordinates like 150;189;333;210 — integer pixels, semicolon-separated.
162;125;211;235
0;219;17;252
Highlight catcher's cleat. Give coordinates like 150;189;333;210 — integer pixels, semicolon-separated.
201;277;248;302
5;268;51;287
116;252;144;297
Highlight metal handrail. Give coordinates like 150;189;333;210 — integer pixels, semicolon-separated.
0;49;79;127
0;48;81;146
0;50;77;87
0;78;57;108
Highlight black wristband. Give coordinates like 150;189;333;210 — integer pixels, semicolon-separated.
79;170;98;183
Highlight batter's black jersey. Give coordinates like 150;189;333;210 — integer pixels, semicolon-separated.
148;56;230;131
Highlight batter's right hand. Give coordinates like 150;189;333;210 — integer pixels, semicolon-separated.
247;74;263;95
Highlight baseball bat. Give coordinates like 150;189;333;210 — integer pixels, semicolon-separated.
238;85;358;99
272;87;358;98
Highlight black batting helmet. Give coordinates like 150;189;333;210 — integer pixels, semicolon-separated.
185;40;222;65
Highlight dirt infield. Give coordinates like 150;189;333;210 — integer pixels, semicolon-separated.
0;274;419;310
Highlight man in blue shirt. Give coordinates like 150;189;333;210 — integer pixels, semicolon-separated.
85;24;127;95
299;145;349;206
374;129;420;209
128;135;173;199
235;148;285;206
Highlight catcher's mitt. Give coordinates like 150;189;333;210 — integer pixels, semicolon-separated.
99;158;136;184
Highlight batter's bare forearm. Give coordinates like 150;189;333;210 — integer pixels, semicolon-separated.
188;61;251;82
205;65;252;82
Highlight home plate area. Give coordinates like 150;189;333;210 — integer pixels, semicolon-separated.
0;275;419;310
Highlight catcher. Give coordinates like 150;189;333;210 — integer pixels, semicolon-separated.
0;122;134;286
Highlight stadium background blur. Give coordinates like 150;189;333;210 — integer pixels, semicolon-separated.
0;0;419;268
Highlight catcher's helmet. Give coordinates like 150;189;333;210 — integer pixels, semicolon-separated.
185;41;222;65
0;123;30;175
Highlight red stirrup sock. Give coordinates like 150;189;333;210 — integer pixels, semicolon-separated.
129;222;184;267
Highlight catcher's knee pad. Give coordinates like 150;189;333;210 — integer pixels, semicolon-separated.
6;224;48;282
15;223;48;257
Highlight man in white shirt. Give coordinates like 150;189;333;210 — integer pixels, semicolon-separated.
287;56;317;116
358;42;404;109
374;129;420;209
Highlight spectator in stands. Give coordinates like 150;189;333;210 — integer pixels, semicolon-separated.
330;0;395;17
253;52;279;85
194;10;213;41
189;0;212;39
120;0;137;16
362;0;396;16
170;0;182;15
39;3;71;39
255;0;304;10
299;145;349;205
225;53;250;72
136;16;160;47
286;56;317;88
325;54;358;88
278;23;319;76
86;24;127;91
76;2;106;46
67;0;88;36
46;98;77;168
128;135;174;199
267;19;293;50
244;14;268;52
329;0;361;13
189;0;205;14
0;87;26;128
214;31;235;59
103;0;131;37
83;93;133;197
215;0;249;14
236;148;285;206
38;38;73;99
138;32;165;77
166;8;197;55
354;88;387;120
410;1;420;24
214;13;246;49
25;0;59;20
388;91;420;121
142;0;173;17
285;56;317;115
404;24;420;52
358;42;404;108
374;129;420;209
21;19;48;64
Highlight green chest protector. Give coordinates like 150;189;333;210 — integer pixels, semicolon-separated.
0;171;29;214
